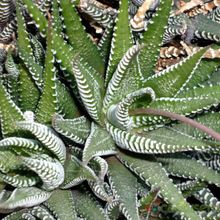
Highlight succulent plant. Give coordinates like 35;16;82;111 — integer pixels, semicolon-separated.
0;0;220;219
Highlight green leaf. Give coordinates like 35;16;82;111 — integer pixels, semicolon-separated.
18;63;40;113
107;122;214;154
139;188;160;212
198;210;220;219
0;81;24;137
0;187;52;210
165;112;220;140
144;94;220;121
98;21;114;66
29;34;45;65
0;172;39;188
157;154;220;187
16;121;66;165
195;14;220;42
91;156;109;180
21;0;48;34
52;114;90;144
105;0;133;84
88;179;112;202
107;87;155;130
1;209;27;220
43;190;77;220
177;180;206;196
16;2;43;90
21;155;64;190
30;206;56;220
59;0;105;75
61;155;98;189
50;29;78;90
56;81;80;119
177;44;220;93
51;0;63;35
0;150;23;173
104;44;143;112
143;48;206;97
4;52;19;105
193;187;220;211
36;25;58;125
0;137;44;153
201;67;220;87
105;200;120;220
138;0;172;79
20;0;78;93
117;150;201;220
83;123;116;164
72;186;109;220
80;1;116;28
107;156;140;220
176;84;220;99
72;57;104;124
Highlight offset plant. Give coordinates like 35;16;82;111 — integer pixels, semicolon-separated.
0;0;220;219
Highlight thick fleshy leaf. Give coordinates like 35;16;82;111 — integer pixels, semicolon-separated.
0;187;52;210
59;0;105;75
92;156;109;181
107;122;215;154
104;44;143;112
98;21;115;65
21;0;78;92
61;155;98;189
29;34;45;65
0;151;24;173
72;186;109;220
0;81;24;137
143;48;206;97
18;63;40;113
0;137;44;153
104;199;120;220
72;57;104;124
16;2;43;89
107;87;155;130
1;210;28;219
195;14;220;42
4;52;19;105
163;112;220;141
21;155;64;190
107;156;140;220
177;44;220;93
30;206;56;220
117;150;201;220
176;180;202;193
138;0;172;79
21;0;48;34
135;92;220;127
198;210;220;220
88;180;112;202
105;0;133;84
0;173;39;188
83;123;116;164
51;0;63;35
16;121;66;164
157;154;220;187
36;25;58;124
0;0;15;24
80;1;117;28
56;81;80;119
52;114;90;144
43;190;77;220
